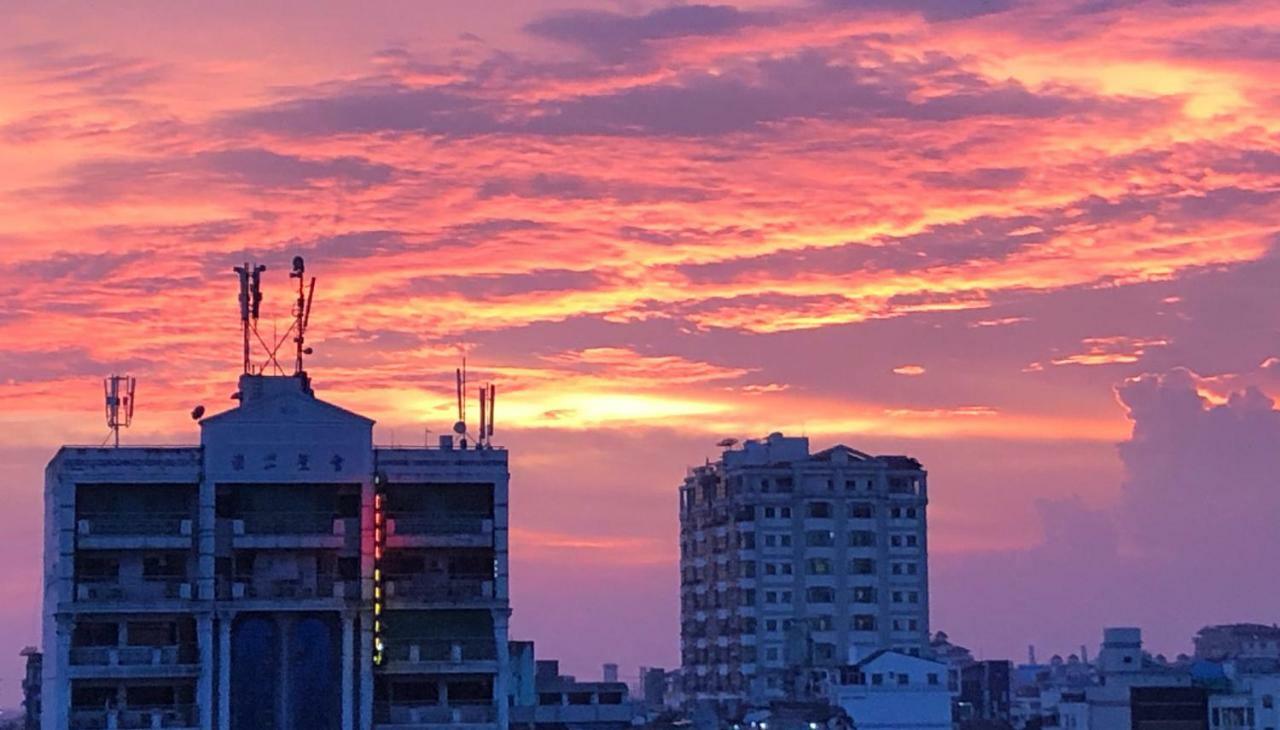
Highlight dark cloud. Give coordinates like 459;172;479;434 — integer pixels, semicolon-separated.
9;250;152;282
824;0;1015;21
477;173;711;203
913;167;1028;189
222;47;1140;139
3;43;168;95
526;5;768;62
403;269;610;299
1173;26;1280;61
196;148;394;188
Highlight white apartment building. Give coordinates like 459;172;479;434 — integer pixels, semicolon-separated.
42;372;510;730
829;650;951;730
678;433;929;714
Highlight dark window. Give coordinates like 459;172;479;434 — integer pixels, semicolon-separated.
806;530;834;547
808;502;832;518
807;587;835;603
849;503;874;519
849;531;876;547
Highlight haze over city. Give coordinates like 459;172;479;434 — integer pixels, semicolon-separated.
2;0;1280;713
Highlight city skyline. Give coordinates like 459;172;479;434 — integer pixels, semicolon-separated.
3;0;1280;712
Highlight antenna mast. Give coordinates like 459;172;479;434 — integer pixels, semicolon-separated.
290;256;316;376
103;375;136;448
233;262;266;374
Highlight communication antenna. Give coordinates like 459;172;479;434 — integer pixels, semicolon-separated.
103;375;136;448
476;383;497;448
453;358;467;447
290;256;316;376
233;262;266;374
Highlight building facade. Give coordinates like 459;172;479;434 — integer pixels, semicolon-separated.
678;433;929;713
42;373;510;730
829;650;951;730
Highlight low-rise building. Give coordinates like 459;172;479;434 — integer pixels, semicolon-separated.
509;651;639;730
828;650;950;730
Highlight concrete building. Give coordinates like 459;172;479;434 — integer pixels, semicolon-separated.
829;650;950;730
508;652;637;730
678;433;929;713
1196;626;1280;662
20;648;41;730
42;372;510;730
959;660;1012;725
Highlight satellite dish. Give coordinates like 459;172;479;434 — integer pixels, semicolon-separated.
453;420;466;435
191;405;206;420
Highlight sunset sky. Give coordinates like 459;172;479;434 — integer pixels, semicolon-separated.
2;0;1280;706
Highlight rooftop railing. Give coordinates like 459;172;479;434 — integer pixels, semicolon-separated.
384;638;498;663
235;511;344;535
389;515;490;535
384;575;493;602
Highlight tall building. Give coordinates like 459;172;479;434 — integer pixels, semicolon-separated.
678;433;929;713
42;372;510;730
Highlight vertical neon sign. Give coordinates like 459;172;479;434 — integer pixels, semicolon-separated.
373;480;386;666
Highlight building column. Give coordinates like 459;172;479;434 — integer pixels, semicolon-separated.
360;613;374;730
198;614;214;730
218;616;232;730
278;616;293;730
343;612;355;730
494;611;511;730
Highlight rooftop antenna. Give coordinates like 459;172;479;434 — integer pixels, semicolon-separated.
290;255;316;376
453;358;467;447
233;262;266;374
487;383;496;442
103;375;136;448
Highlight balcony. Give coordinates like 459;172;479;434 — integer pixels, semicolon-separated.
220;575;359;602
75;579;193;606
382;639;497;672
230;512;356;549
68;645;199;679
385;576;494;606
386;515;492;549
77;513;193;550
69;705;198;729
374;703;497;728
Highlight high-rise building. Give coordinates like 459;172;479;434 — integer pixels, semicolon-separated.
41;372;510;730
678;433;929;713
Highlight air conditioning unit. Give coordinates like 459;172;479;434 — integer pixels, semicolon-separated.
232;520;245;536
232;582;247;599
77;520;91;535
180;520;193;536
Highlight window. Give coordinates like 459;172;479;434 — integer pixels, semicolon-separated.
907;508;917;519
767;647;779;661
898;674;909;686
765;535;777;548
909;591;919;603
766;562;778;575
871;673;883;686
808;502;832;518
766;620;778;632
766;591;777;604
891;535;902;547
893;591;903;603
781;591;792;603
739;532;756;549
906;535;918;547
743;562;757;578
806;530;834;547
891;508;902;518
815;643;835;661
807;587;835;603
741;590;756;605
765;507;776;518
780;535;792;547
852;586;876;603
781;507;792;518
810;615;834;631
849;503;874;519
853;615;877;631
928;673;940;686
808;558;832;575
849;531;876;547
910;620;919;630
850;558;875;575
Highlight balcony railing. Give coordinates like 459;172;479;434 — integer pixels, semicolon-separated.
70;705;197;729
384;576;493;602
78;513;192;537
374;703;496;725
75;579;192;602
384;638;497;663
221;576;357;600
388;515;489;536
69;644;198;667
235;511;344;535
